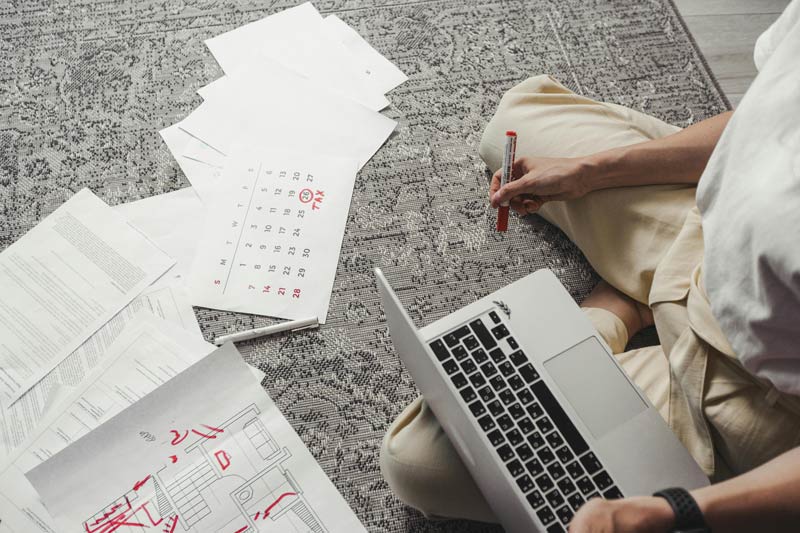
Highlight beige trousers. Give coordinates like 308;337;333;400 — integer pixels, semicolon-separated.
380;75;800;523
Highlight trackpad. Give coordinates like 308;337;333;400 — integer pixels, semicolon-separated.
544;337;646;440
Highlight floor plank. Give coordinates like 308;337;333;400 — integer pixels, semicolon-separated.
673;0;788;17
673;1;790;106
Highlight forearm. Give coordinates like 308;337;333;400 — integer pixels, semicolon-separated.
581;111;732;190
690;447;800;532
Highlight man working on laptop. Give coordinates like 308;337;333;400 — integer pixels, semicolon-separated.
381;1;800;531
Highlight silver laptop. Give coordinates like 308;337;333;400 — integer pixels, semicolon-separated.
376;267;708;533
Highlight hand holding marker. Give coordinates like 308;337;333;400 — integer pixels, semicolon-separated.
496;131;517;232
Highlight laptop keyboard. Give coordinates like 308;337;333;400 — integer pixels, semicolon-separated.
429;311;623;532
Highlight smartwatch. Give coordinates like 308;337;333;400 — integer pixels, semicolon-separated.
653;487;711;533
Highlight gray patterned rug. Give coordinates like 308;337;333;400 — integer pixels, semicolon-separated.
1;0;728;531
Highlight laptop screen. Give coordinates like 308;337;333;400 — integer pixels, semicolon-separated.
544;337;647;440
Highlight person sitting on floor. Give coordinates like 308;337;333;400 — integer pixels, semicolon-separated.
380;1;800;531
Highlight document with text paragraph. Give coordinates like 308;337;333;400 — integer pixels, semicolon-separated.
0;188;174;404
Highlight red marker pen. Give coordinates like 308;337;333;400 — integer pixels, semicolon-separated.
496;130;517;232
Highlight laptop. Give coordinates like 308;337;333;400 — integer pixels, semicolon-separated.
376;267;708;533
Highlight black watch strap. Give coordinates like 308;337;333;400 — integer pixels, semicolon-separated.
653;487;710;533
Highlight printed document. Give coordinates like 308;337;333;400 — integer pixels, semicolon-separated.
187;152;358;322
0;317;216;532
27;342;366;532
0;188;174;404
0;284;199;463
178;58;396;170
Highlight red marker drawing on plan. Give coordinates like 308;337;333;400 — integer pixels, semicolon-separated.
496;130;517;232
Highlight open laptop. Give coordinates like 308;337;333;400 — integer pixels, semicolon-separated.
376;267;708;533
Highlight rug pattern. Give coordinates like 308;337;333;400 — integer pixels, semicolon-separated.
0;0;728;530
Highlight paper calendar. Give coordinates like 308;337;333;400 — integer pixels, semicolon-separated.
187;152;359;322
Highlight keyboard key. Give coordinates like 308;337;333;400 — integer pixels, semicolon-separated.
489;311;501;324
565;461;584;479
478;386;495;402
450;372;467;389
497;414;514;431
547;462;566;481
603;486;624;500
460;359;477;375
499;361;515;377
586;492;600;500
489;375;506;391
507;336;519;349
539;447;556;465
518;417;536;435
508;403;525;420
531;380;589;456
510;350;527;366
508;375;525;391
507;428;524;446
478;414;496;431
489;348;506;363
488;399;504;416
429;340;449;361
488;429;505;447
499;389;516;405
444;326;470;347
469;320;497;349
506;459;525;477
451;372;467;389
555;445;573;464
547;524;565;533
535;473;554;492
576;476;594;496
526;489;545;509
536;506;556;526
546;432;564;449
452;345;468;360
520;363;540;382
442;360;459;375
468;400;486;417
526;457;543;476
463;335;479;350
497;444;514;462
491;324;509;339
518;389;535;405
473;348;489;364
469;373;486;388
579;452;602;475
516;474;535;493
516;443;534;461
567;493;585;512
593;470;613;491
459;386;477;403
526;401;544;419
480;361;498;377
546;489;564;509
555;505;574;526
536;417;554;434
557;477;576;496
527;431;545;449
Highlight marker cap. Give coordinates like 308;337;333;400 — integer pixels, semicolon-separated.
496;206;509;232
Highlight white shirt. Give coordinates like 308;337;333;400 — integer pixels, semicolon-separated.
696;0;800;396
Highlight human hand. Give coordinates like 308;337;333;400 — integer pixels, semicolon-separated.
488;156;595;215
568;496;675;533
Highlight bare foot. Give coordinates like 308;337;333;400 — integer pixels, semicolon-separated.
581;280;654;339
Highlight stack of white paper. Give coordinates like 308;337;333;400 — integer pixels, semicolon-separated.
160;2;406;323
0;4;405;528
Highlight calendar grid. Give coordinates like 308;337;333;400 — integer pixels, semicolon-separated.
222;162;262;294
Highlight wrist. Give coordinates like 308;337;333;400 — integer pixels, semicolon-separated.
580;147;627;192
616;496;676;532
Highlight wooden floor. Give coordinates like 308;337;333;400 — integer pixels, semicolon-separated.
673;0;790;107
